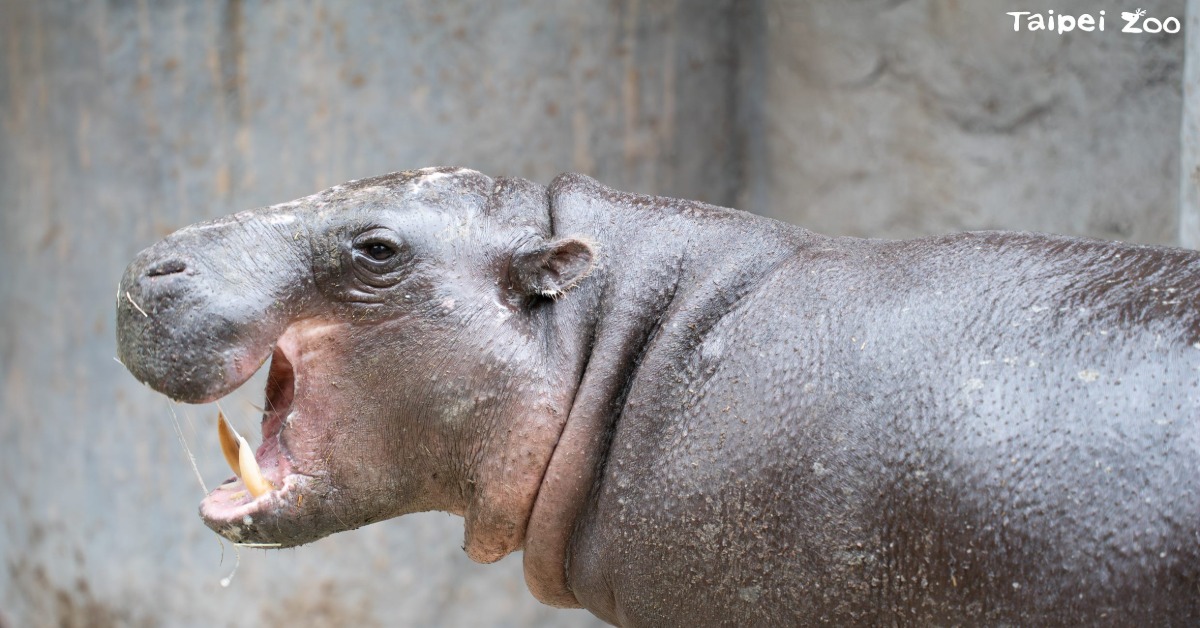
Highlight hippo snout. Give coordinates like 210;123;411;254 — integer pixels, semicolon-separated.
116;214;310;404
117;248;238;403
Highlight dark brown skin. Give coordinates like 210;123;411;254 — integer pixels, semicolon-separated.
117;168;1200;626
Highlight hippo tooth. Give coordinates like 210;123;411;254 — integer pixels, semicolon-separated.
236;432;275;498
217;411;275;497
217;412;242;480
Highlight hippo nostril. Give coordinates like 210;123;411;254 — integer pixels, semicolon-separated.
146;259;188;278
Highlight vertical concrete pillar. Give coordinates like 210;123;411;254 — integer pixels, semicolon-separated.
1181;0;1200;248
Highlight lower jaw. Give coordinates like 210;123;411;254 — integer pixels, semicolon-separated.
201;344;308;544
199;472;320;547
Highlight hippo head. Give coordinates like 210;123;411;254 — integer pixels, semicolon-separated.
116;167;595;560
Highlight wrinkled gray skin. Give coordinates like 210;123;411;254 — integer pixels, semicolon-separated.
117;167;1200;626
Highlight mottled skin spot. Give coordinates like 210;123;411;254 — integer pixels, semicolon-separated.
118;168;1200;626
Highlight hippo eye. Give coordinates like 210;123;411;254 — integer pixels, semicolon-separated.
350;229;405;273
357;241;396;261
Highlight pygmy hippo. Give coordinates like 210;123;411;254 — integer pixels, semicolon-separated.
116;167;1200;625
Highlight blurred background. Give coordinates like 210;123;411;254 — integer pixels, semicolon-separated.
0;0;1193;626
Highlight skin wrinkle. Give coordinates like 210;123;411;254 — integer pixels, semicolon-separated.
673;247;800;381
526;175;790;609
590;249;685;475
529;295;600;560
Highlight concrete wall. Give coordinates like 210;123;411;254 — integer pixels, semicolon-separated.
744;0;1186;243
0;1;1188;626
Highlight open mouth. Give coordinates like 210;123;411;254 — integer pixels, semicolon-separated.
199;343;313;543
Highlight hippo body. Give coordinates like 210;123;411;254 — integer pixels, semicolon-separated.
117;168;1200;626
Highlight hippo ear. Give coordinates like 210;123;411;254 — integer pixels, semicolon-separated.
510;237;596;299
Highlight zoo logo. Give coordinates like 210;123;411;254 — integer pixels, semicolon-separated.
1006;8;1181;34
1119;8;1180;34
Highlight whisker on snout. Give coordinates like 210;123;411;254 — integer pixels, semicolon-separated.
167;400;208;495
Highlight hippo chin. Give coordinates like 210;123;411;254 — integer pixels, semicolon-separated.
117;167;1200;625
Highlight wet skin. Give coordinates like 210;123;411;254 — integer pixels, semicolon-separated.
117;168;1200;626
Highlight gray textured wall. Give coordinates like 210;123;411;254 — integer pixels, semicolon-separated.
743;0;1186;243
0;1;1188;626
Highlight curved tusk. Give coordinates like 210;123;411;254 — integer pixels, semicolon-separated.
236;432;274;498
217;411;275;497
217;412;242;479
